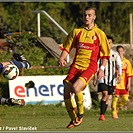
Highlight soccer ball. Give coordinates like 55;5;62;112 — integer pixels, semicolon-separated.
2;64;19;80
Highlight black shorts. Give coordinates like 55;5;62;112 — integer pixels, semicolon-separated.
98;83;114;95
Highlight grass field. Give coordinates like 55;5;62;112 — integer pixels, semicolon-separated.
0;104;133;132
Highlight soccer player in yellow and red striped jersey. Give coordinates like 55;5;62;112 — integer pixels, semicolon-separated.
112;45;133;119
58;6;110;129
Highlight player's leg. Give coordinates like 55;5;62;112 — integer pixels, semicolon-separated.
111;95;119;119
73;79;84;126
63;82;76;129
98;83;108;120
13;53;27;62
63;66;80;129
0;97;25;106
73;68;96;126
10;53;31;69
1;53;31;69
117;94;129;110
101;86;114;119
104;95;110;113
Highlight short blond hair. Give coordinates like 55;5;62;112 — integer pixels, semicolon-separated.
84;6;96;14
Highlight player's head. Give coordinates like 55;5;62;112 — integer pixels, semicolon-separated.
107;35;114;49
83;6;96;26
116;45;125;57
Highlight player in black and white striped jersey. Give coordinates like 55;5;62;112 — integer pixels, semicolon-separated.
93;35;122;121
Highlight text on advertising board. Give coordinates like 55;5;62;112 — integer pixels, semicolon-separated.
14;84;64;97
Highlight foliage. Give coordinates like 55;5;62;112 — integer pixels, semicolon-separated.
2;31;69;76
1;2;133;44
91;99;100;110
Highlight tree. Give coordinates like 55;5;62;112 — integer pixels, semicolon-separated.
1;2;133;44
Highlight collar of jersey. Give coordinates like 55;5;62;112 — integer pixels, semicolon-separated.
83;24;98;31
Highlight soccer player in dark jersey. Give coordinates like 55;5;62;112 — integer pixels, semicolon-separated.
93;35;122;121
0;53;31;106
58;6;110;129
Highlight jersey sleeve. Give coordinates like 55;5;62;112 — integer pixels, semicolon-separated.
115;52;122;75
99;31;110;59
60;29;77;53
126;60;133;77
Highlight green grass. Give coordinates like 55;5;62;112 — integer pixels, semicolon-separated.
0;104;133;132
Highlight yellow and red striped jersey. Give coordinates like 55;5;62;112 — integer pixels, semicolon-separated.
60;24;110;70
116;57;133;90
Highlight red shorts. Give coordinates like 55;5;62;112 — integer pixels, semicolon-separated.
114;88;129;96
64;63;97;87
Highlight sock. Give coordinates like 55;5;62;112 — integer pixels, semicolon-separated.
10;60;30;69
103;104;108;114
100;100;106;115
111;95;119;115
64;98;77;121
117;95;129;110
75;91;84;115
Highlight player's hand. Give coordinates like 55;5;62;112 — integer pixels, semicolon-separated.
126;83;131;92
97;69;104;80
116;75;121;84
58;58;66;67
93;75;97;86
93;79;97;86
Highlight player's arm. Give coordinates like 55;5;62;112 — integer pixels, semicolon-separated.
97;58;108;80
116;53;122;83
97;31;110;80
58;29;76;67
93;73;97;86
127;77;131;91
58;50;68;67
117;74;121;84
116;53;122;75
126;60;133;91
